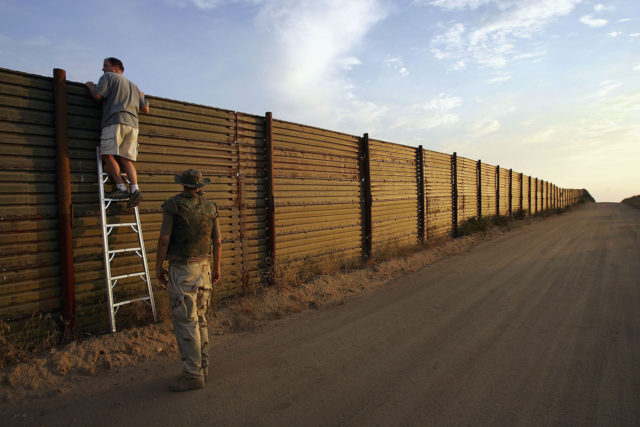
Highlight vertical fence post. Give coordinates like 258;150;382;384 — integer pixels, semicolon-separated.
53;68;75;333
528;176;532;215
496;165;500;217
451;152;458;237
264;112;276;285
233;113;249;295
477;160;482;219
508;168;513;216
533;178;538;214
519;172;524;213
416;146;425;245
359;133;372;259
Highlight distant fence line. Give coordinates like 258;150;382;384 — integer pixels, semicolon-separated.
0;67;588;335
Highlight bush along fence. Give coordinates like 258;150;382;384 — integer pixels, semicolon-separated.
0;67;590;338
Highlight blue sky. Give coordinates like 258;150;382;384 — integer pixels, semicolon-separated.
1;0;638;202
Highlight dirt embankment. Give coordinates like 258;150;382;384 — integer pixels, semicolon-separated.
622;195;640;209
0;221;520;402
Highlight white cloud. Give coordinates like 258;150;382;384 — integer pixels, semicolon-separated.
629;33;640;38
192;0;223;8
594;4;607;13
338;56;362;70
420;0;494;10
523;127;557;145
618;18;631;23
471;118;500;135
633;61;640;71
598;80;622;97
580;15;608;27
384;57;409;76
255;0;388;126
607;31;621;37
417;93;463;111
388;93;463;131
430;1;580;70
487;75;511;83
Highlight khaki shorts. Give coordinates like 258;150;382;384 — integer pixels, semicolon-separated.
100;124;139;161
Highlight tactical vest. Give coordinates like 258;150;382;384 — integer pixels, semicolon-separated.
162;192;218;259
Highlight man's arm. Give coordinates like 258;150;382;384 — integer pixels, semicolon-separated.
211;216;221;285
85;82;103;101
156;212;173;288
140;91;150;114
156;233;170;288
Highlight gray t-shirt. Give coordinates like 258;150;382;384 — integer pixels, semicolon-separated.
95;72;148;129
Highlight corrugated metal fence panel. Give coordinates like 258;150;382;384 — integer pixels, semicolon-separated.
457;156;477;224
536;180;542;212
499;167;510;215
236;113;267;293
66;80;242;332
522;175;530;213
481;163;497;217
425;150;452;239
271;119;362;269
370;139;418;252
511;172;522;213
0;68;61;324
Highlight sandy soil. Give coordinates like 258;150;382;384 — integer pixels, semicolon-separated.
2;202;639;426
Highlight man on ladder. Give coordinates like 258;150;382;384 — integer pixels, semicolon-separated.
86;57;149;208
156;169;222;392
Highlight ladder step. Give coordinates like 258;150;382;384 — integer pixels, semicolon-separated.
108;247;142;254
107;222;137;228
111;272;145;281
113;296;151;308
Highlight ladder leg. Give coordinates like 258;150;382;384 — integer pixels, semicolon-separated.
98;147;157;332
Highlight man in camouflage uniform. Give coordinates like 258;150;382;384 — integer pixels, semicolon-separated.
156;169;221;392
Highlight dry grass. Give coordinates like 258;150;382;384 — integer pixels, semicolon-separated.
0;314;61;369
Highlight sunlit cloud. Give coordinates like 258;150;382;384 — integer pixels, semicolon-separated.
580;15;608;27
471;118;500;136
633;61;640;71
523;127;557;145
607;31;621;37
598;80;622;97
629;33;640;38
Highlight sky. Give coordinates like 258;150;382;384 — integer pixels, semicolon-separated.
1;0;638;202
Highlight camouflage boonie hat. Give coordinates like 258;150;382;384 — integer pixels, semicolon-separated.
175;169;211;188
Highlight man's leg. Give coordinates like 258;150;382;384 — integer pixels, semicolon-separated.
168;262;206;392
118;157;138;186
119;157;142;207
102;154;124;185
196;262;213;383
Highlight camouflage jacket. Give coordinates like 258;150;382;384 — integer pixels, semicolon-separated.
161;191;219;260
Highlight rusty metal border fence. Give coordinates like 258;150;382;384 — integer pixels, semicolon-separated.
0;67;589;336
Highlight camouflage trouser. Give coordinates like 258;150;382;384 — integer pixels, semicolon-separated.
168;260;212;379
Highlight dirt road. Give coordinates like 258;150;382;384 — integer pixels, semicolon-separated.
4;202;640;426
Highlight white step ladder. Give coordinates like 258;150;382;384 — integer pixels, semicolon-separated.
97;147;157;333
